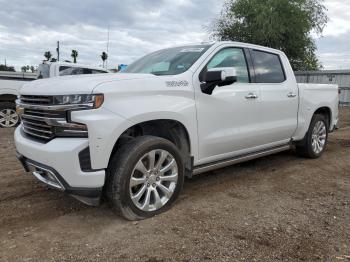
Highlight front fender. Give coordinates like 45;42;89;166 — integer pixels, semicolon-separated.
72;101;198;170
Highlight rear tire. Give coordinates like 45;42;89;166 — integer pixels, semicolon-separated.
295;114;328;159
0;102;19;128
106;136;185;220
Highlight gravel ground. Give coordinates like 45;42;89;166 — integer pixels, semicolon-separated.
0;108;350;262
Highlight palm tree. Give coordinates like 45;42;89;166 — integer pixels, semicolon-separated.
44;51;52;61
71;50;78;63
101;52;108;68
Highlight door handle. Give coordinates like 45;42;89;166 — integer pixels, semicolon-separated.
287;92;297;98
245;93;258;99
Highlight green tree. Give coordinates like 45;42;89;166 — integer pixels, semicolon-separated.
21;66;27;72
0;64;15;72
30;66;35;73
211;0;328;71
71;50;78;63
101;51;108;68
44;51;52;61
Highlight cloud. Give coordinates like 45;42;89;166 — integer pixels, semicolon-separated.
314;0;350;69
0;0;349;71
0;0;225;70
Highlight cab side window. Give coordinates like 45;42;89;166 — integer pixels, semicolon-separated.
251;50;286;83
206;48;250;83
59;66;84;76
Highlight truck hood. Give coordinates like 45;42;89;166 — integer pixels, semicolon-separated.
20;73;155;95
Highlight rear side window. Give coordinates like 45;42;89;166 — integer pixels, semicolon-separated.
59;66;106;76
59;66;84;76
251;50;285;83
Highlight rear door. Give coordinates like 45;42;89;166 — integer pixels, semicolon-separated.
250;49;298;144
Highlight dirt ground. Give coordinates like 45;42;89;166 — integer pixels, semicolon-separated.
0;108;350;262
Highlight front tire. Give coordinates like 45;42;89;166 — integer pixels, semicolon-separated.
0;102;19;128
106;136;185;220
295;114;328;158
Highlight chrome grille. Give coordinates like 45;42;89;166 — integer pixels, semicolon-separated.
20;95;53;105
18;95;87;142
21;110;57;140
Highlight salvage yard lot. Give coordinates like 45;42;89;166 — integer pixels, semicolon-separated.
1;108;350;261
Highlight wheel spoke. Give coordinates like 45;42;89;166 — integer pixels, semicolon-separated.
317;141;322;153
135;159;148;175
130;176;146;187
319;127;326;135
148;150;156;169
131;184;147;202
319;134;326;139
158;183;172;198
312;140;317;153
160;159;175;174
160;173;178;182
141;188;151;210
153;189;163;209
155;150;167;170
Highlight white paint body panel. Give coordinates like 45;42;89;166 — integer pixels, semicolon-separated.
14;127;105;188
0;62;109;97
14;42;339;189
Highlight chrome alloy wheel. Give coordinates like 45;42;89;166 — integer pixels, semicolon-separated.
129;149;178;212
311;120;327;154
0;109;19;128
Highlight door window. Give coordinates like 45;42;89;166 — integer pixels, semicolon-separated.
251;50;286;83
205;48;250;83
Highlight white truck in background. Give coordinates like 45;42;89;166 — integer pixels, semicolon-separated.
0;62;109;128
15;42;339;220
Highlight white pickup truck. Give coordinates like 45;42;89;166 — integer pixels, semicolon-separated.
0;62;108;128
15;42;339;220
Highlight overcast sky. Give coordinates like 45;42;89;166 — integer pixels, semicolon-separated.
0;0;349;71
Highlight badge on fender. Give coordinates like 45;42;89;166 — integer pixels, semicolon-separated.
165;80;189;87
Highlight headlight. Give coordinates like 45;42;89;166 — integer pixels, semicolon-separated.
52;94;104;109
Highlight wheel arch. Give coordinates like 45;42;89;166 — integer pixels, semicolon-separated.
109;118;193;176
313;106;332;129
0;94;17;102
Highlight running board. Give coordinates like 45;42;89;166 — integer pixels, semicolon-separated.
192;144;291;175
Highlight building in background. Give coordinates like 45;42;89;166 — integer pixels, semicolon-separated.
295;70;349;106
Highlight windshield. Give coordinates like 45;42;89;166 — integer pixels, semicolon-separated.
124;45;212;75
37;64;50;79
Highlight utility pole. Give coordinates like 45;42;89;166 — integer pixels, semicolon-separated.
106;26;110;69
4;59;6;67
56;41;60;61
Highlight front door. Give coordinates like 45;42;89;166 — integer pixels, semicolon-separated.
193;47;263;165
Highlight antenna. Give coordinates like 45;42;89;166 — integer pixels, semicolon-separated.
106;25;110;69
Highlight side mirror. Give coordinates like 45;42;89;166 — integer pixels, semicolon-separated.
200;67;237;95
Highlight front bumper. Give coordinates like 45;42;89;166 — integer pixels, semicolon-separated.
14;127;106;205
